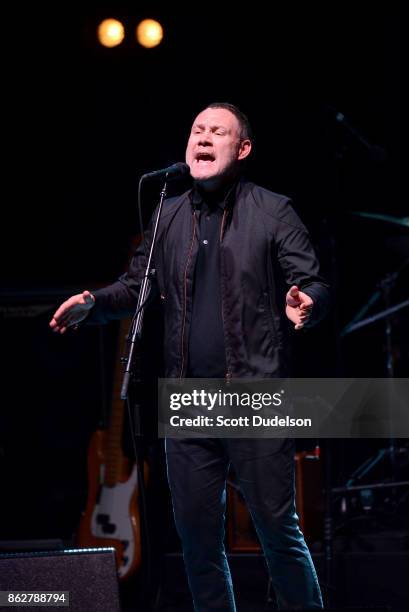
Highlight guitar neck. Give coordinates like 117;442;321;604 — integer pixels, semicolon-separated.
104;317;135;486
103;236;143;487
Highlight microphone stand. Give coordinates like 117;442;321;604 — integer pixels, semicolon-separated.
340;267;409;488
115;176;170;611
120;177;169;414
320;107;389;607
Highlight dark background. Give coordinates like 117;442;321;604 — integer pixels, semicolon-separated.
1;3;408;610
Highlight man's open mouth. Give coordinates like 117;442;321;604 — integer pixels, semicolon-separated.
195;153;215;163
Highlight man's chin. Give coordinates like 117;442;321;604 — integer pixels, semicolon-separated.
191;170;217;182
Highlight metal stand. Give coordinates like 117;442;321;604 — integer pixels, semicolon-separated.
323;440;334;607
331;260;409;561
120;178;169;404
118;172;173;611
341;260;409;488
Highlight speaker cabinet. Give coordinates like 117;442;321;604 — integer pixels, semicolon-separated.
227;451;323;552
0;547;120;611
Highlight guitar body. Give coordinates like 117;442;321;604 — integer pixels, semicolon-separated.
77;429;142;580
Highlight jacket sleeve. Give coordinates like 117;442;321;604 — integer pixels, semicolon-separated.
87;212;159;325
273;197;330;326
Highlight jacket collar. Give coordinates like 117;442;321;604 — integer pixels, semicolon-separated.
190;178;243;211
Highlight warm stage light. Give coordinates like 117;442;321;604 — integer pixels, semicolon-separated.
97;18;125;48
136;19;163;48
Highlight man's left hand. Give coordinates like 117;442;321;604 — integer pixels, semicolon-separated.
285;285;313;330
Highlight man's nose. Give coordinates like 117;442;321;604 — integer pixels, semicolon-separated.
198;133;213;145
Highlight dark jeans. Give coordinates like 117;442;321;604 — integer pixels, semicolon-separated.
166;437;323;611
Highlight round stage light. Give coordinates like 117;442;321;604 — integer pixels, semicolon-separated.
136;19;163;48
97;18;125;48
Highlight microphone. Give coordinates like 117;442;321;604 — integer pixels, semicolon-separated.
142;162;190;180
329;106;388;163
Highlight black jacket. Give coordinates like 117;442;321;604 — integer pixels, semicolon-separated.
90;179;329;378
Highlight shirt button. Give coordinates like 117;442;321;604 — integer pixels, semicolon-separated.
203;239;208;245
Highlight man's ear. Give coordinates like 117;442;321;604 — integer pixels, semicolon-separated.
238;139;252;161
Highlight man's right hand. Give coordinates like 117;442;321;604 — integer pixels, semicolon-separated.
49;290;95;334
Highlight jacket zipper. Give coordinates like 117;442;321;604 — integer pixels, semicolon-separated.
179;211;197;378
219;208;232;382
219;207;228;242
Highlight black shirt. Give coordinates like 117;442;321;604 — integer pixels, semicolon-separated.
187;187;230;378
